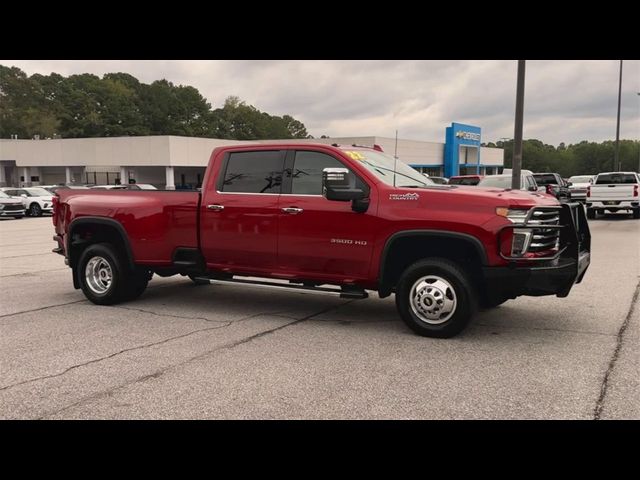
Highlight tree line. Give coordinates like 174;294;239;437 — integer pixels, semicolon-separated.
486;139;639;177
0;65;309;140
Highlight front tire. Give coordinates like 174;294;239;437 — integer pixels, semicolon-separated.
633;209;640;219
395;258;476;338
29;203;42;216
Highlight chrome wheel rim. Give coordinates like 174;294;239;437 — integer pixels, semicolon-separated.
85;256;113;295
409;275;457;324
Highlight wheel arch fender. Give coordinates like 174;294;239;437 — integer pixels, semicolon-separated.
68;217;135;273
377;230;488;298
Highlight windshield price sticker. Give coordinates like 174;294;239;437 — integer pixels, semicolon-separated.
344;151;365;161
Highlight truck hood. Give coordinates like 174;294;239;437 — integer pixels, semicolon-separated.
440;185;559;207
0;198;23;206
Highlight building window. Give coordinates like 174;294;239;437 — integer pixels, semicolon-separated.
30;176;40;182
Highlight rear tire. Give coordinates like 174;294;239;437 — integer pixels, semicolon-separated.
78;242;143;305
633;209;640;219
586;209;595;219
122;270;151;301
395;258;476;338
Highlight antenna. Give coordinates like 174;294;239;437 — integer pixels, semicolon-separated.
393;130;398;187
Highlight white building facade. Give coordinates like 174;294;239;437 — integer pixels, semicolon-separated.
0;129;503;189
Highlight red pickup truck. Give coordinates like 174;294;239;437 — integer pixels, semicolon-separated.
52;143;591;338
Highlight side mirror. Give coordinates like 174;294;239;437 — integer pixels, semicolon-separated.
322;167;369;213
528;185;538;192
20;194;28;198
567;181;573;186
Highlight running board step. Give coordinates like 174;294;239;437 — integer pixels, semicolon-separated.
191;276;368;299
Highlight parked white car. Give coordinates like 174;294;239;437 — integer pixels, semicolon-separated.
567;175;595;201
0;191;26;218
0;187;54;216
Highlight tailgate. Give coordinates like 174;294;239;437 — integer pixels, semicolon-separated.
590;184;635;201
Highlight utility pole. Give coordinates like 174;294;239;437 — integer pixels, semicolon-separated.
614;60;623;172
511;60;526;190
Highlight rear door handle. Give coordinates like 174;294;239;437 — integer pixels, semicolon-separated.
207;204;224;211
282;207;303;214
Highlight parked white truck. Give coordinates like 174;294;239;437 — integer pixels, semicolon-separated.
586;172;640;219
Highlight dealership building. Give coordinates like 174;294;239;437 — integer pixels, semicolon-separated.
0;123;503;188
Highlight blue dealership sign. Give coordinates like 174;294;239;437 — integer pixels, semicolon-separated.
444;122;481;177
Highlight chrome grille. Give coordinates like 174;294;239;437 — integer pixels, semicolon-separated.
527;210;560;252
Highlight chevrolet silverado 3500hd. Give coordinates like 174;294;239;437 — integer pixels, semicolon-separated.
52;143;591;338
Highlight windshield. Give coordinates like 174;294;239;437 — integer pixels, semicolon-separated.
478;176;525;189
568;176;593;183
25;187;51;197
595;173;637;184
340;149;434;188
0;191;10;199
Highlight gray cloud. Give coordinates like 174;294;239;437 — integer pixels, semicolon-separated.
2;60;638;145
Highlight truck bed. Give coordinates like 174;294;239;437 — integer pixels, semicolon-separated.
55;189;200;265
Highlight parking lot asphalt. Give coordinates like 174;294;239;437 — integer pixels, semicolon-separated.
1;214;638;419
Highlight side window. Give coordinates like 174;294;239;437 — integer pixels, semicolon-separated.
290;151;347;195
526;177;534;189
221;151;284;194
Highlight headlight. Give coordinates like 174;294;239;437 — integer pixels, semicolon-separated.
496;207;529;223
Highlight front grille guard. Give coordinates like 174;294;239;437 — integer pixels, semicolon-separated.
497;203;590;262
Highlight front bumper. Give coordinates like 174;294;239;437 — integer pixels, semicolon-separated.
587;201;638;209
484;202;591;301
0;209;25;217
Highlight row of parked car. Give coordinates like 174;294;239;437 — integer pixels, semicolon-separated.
425;170;640;218
426;171;589;200
0;183;158;219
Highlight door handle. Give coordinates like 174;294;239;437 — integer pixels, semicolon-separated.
207;204;224;211
281;207;303;214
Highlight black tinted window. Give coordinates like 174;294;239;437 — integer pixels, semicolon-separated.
595;173;637;184
222;151;284;194
533;174;557;185
290;151;346;195
450;177;480;186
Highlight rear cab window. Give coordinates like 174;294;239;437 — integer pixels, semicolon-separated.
595;173;637;184
219;151;285;194
533;174;557;185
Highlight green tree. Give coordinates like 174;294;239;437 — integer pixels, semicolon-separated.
0;66;310;142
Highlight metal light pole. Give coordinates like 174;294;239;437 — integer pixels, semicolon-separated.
511;60;526;190
614;60;623;172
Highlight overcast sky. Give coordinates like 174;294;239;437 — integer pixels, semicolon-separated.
2;60;638;145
